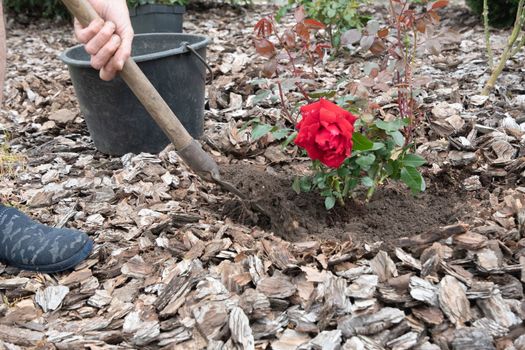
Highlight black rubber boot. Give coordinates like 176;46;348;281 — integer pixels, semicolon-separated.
0;205;93;273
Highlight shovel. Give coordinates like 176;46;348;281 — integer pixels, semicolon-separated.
61;0;266;215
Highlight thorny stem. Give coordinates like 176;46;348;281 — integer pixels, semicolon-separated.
390;0;417;138
366;184;376;202
510;32;525;57
295;82;313;103
389;0;409;29
411;29;418;67
301;42;317;76
331;177;345;207
366;163;384;202
377;0;423;148
483;0;494;69
271;17;298;76
276;80;294;122
328;25;335;53
482;0;525;96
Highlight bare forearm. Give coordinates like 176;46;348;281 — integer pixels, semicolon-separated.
0;2;6;106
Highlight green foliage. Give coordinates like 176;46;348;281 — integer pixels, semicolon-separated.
242;118;295;143
466;0;521;27
293;117;426;208
254;109;427;209
127;0;188;8
4;0;70;19
227;0;253;5
282;0;369;47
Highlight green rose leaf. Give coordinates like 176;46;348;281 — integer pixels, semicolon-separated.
251;124;273;140
292;177;301;194
402;154;426;168
272;128;291;140
337;166;350;177
325;196;336;210
309;90;337;99
252;89;271;105
282;131;298;148
336;94;358;106
385;159;401;178
321;188;333;197
361;176;374;187
352;132;374;151
356;154;376;168
300;177;313;192
388;130;405;146
375;119;405;132
401;166;426;194
371;142;385;151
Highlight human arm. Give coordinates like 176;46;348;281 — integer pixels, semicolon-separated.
73;0;134;81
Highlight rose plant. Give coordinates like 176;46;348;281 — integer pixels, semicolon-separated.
292;99;425;209
250;1;444;209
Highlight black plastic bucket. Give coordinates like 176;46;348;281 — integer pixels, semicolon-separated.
60;33;209;155
129;4;185;34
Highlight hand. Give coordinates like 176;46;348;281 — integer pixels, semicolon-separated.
74;0;134;81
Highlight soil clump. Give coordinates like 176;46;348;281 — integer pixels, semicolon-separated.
220;164;470;244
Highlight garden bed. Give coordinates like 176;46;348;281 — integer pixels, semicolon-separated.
220;164;471;244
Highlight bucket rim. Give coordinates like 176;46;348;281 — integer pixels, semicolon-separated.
129;4;186;16
60;33;210;67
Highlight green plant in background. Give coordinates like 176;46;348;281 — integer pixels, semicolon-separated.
481;0;525;95
127;0;188;8
4;0;246;17
3;0;70;19
280;0;369;48
466;0;521;27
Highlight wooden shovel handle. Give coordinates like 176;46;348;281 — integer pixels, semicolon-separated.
61;0;193;151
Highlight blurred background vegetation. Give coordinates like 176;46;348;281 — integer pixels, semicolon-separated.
2;0;519;32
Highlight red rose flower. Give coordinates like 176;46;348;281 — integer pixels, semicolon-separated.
294;99;357;168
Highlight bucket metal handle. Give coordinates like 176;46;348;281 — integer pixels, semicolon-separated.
181;41;214;83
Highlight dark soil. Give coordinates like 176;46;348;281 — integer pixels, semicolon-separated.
219;164;471;244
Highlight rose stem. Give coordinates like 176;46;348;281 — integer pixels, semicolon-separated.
295;82;312;103
366;163;384;201
276;80;294;123
271;16;298;75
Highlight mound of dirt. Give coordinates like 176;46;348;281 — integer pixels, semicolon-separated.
220;164;469;244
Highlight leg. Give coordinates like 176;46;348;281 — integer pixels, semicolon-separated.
0;7;93;273
0;2;6;105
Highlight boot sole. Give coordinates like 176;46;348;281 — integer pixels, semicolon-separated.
11;238;94;273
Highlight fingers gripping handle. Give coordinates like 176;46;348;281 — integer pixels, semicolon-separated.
61;0;100;27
